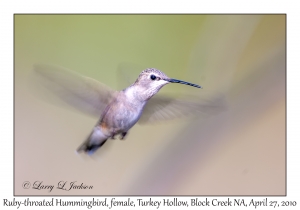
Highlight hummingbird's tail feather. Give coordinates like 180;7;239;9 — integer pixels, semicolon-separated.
77;126;108;155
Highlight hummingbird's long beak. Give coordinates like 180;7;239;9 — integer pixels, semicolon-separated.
165;78;202;89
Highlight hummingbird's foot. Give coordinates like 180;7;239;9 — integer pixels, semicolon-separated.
120;132;127;140
111;131;117;140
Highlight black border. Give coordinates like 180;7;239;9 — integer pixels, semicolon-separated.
13;14;287;197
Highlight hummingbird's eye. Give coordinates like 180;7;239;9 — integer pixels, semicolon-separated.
150;75;156;80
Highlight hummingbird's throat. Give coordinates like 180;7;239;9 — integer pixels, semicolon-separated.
135;85;164;101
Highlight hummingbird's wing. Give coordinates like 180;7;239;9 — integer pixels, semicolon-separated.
138;94;225;124
117;62;143;89
30;64;115;117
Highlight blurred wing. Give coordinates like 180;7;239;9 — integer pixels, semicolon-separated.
139;94;226;124
30;64;115;118
117;62;145;90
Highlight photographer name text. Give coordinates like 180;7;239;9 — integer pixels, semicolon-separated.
22;181;93;192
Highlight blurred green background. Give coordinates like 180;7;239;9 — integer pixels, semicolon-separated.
15;15;285;195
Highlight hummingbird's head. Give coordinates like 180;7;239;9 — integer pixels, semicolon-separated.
133;68;202;100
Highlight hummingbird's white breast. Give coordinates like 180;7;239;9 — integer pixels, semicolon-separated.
100;87;147;135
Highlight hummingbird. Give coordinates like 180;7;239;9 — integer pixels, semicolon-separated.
32;64;211;155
